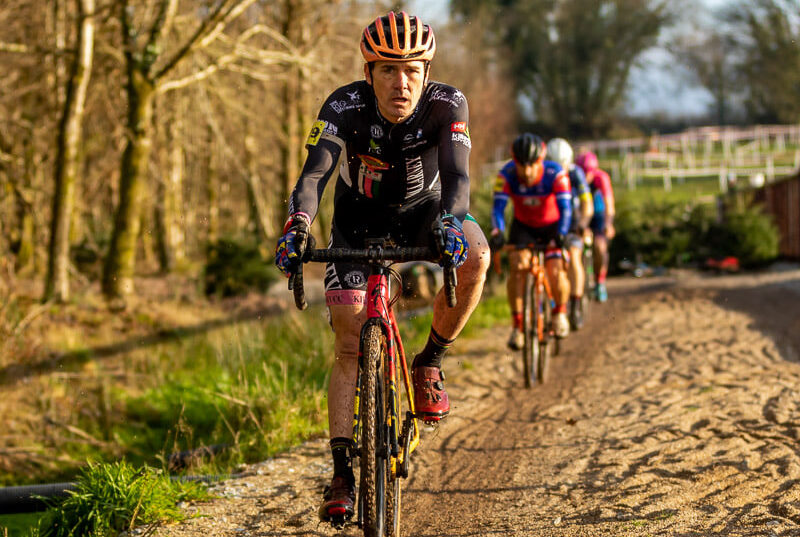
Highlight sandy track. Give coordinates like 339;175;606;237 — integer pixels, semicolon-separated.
154;267;800;537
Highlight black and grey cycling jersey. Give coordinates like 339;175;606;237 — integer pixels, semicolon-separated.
288;80;471;224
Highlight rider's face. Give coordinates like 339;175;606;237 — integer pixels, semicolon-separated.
515;160;544;186
365;60;427;123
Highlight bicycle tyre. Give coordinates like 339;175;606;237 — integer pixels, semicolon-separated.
535;281;553;384
521;272;537;388
384;359;401;537
360;325;387;537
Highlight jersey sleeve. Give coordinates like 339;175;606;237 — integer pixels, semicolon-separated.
436;90;471;222
593;169;615;217
491;170;511;232
287;91;348;221
553;169;573;236
571;165;591;200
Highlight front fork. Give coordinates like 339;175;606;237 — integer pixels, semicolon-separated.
351;274;419;480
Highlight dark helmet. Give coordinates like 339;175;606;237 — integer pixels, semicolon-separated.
512;133;546;165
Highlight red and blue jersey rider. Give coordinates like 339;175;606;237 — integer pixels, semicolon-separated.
490;133;574;344
491;156;573;242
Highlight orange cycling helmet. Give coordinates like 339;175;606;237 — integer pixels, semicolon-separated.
361;11;436;63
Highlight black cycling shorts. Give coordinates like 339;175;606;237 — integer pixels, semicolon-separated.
325;192;441;306
508;220;562;260
324;192;477;305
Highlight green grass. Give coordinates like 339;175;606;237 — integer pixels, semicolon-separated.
0;514;45;537
32;461;209;537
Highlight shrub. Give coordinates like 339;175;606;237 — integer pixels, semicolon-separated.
612;195;779;270
715;198;780;266
204;237;278;297
35;461;208;537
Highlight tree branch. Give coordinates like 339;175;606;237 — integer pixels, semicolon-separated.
153;0;258;81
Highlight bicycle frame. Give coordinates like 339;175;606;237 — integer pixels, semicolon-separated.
493;243;558;341
526;250;554;341
352;264;420;479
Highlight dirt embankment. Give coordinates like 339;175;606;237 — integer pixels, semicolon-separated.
154;266;800;537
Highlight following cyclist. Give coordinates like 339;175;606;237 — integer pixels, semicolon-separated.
576;150;615;302
274;11;490;525
490;133;572;349
546;138;593;330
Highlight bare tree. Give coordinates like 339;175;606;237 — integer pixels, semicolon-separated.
45;0;95;302
453;0;674;138
726;0;800;123
102;0;259;302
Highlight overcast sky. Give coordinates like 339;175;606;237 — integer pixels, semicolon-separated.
404;0;728;118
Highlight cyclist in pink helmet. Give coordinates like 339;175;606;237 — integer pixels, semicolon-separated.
575;150;615;302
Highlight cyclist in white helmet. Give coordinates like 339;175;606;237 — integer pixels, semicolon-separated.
546;138;593;329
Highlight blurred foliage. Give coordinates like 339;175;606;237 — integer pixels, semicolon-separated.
612;194;779;271
204;237;278;297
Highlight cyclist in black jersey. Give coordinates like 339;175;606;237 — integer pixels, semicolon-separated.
274;11;490;524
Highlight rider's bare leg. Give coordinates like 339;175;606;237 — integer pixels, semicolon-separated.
507;248;532;329
545;256;570;308
328;304;366;441
430;220;490;339
568;244;584;297
593;234;609;285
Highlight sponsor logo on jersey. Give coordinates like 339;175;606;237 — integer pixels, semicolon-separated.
405;156;425;199
452;132;472;149
357;154;390;171
429;88;465;107
370;124;384;138
329;94;363;113
356;154;388;198
451;121;467;133
369;139;382;154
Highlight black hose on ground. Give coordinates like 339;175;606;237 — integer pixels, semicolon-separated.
0;482;76;514
0;474;240;514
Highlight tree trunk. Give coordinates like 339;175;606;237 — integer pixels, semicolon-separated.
205;124;219;247
45;0;95;302
102;69;155;301
155;114;186;272
244;132;271;241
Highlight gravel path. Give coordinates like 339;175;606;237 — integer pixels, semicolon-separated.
153;267;800;537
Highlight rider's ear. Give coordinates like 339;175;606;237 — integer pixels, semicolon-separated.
364;63;373;86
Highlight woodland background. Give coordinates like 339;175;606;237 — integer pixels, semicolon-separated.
0;0;797;308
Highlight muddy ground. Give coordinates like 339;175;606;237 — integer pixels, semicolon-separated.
153;265;800;537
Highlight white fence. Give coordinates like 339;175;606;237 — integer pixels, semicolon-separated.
479;124;800;194
589;124;800;192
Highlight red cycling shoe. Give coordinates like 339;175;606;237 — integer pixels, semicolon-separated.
412;365;450;421
318;475;355;524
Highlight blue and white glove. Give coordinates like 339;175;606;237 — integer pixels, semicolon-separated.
275;213;311;276
441;214;469;268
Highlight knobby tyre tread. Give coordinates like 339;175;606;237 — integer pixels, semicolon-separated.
360;325;386;537
384;344;401;537
536;283;553;384
522;272;536;388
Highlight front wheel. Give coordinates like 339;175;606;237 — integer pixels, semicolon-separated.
534;280;553;384
521;272;538;388
359;325;387;537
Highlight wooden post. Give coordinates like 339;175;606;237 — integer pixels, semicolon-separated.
719;167;728;193
766;155;775;183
